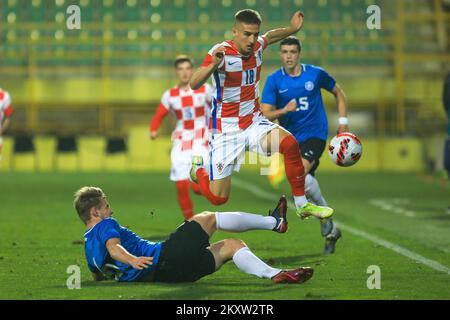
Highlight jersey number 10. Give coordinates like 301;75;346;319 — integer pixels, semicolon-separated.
244;70;255;85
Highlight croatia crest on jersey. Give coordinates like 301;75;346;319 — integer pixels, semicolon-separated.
216;162;225;174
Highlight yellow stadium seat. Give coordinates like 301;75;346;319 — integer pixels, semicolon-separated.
105;154;129;172
56;153;79;171
128;126;171;171
55;137;79;171
0;137;13;171
381;139;424;172
12;136;36;172
78;136;106;171
13;152;36;171
35;136;56;171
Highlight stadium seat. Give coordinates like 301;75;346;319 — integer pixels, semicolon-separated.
55;136;79;171
12;135;36;171
128;126;154;171
78;136;106;171
128;126;171;171
382;139;424;172
105;137;129;172
35;135;56;171
0;136;14;171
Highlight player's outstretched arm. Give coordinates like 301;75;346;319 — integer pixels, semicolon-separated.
263;11;304;45
106;238;154;270
331;83;349;133
190;46;226;90
1;117;11;135
149;104;169;140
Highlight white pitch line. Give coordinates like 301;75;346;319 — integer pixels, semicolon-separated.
232;177;450;276
369;198;416;217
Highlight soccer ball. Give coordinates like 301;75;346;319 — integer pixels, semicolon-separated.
328;132;362;167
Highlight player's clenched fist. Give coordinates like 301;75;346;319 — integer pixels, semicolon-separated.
290;11;304;32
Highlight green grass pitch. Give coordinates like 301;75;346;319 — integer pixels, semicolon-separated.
0;170;449;300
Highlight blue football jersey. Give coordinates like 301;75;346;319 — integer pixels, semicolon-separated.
84;217;162;282
261;64;336;142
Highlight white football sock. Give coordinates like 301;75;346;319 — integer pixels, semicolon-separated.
294;195;308;208
232;247;281;279
305;174;327;206
215;212;277;232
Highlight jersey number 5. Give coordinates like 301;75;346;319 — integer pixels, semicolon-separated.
296;97;309;111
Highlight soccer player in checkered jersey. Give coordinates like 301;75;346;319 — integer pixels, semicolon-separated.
0;88;13;161
189;9;334;219
150;55;212;220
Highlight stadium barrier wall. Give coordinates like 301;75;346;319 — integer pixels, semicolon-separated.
0;131;425;173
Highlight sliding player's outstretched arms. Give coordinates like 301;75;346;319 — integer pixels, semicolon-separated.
190;46;225;90
263;11;304;45
106;238;154;270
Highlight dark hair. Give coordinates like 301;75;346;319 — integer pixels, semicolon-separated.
174;54;194;68
280;36;302;52
235;9;262;25
74;186;106;224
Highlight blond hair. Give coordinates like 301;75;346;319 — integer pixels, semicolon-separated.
73;186;106;224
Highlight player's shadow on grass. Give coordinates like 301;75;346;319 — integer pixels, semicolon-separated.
264;253;324;266
132;281;313;300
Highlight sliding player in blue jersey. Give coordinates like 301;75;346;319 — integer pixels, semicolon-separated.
74;186;313;284
261;36;349;254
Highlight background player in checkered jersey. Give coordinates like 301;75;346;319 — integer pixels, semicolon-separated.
189;9;333;220
150;55;212;220
0;88;13;161
261;36;348;254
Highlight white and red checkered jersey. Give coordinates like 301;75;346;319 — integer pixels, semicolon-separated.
201;36;268;134
0;88;13;128
151;84;212;152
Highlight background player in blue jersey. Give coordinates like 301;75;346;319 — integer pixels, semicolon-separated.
74;186;313;283
261;36;349;254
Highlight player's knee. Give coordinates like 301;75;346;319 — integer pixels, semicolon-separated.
279;135;299;155
201;211;217;226
210;195;229;206
193;211;216;225
224;238;246;254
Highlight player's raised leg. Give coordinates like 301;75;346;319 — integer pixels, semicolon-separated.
189;196;288;236
262;127;334;219
190;155;231;205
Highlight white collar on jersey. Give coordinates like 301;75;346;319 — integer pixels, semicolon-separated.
281;64;305;76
